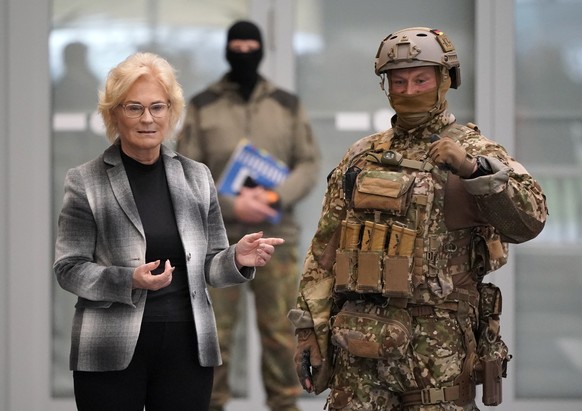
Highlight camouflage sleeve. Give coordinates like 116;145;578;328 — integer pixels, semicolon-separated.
289;161;348;356
461;133;548;243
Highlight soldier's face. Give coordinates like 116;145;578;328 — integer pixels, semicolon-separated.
389;66;438;95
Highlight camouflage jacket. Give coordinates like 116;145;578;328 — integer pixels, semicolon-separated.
289;111;548;359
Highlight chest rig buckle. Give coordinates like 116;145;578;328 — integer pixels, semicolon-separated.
366;150;434;172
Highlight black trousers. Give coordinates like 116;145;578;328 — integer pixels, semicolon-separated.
74;321;213;411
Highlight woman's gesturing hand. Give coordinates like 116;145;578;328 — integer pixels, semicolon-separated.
132;259;174;290
235;231;285;268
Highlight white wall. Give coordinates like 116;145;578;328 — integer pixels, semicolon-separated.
0;0;8;408
1;0;54;410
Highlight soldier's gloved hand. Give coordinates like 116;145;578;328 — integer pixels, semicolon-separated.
294;328;322;393
428;136;477;178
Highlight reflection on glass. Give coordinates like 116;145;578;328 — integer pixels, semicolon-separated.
515;0;582;400
51;39;107;397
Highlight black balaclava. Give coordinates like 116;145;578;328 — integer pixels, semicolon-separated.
226;20;263;101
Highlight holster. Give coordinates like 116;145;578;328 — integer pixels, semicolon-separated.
480;357;503;406
474;282;510;406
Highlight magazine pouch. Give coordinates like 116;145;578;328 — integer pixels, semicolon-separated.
382;256;413;298
335;220;362;292
335;249;358;292
356;251;383;293
383;223;415;298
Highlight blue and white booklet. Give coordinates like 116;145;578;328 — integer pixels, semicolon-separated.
217;139;289;223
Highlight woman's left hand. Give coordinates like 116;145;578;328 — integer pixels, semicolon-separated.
235;231;285;268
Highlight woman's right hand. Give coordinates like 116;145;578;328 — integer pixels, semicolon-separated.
132;259;174;290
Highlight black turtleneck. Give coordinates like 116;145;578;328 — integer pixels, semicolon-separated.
121;149;192;322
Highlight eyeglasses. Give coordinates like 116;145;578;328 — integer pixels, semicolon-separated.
120;102;171;118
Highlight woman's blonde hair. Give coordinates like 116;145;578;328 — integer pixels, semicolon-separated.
98;52;185;142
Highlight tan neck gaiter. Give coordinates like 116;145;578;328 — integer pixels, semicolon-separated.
389;88;439;130
389;67;451;130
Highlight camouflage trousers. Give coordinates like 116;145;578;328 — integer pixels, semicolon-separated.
209;243;302;411
327;305;479;411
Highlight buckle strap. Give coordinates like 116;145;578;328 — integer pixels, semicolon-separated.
448;289;479;306
400;385;460;407
365;150;434;171
400;158;434;172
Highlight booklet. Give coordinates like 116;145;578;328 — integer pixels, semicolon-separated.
217;139;289;223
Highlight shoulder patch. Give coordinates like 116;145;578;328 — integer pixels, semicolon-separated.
270;89;299;112
191;90;220;109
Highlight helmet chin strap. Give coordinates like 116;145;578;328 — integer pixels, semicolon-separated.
434;66;451;112
379;72;387;91
379;72;390;99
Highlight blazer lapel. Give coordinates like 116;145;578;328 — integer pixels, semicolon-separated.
104;143;144;237
162;146;202;241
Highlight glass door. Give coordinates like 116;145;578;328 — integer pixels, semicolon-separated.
512;0;582;409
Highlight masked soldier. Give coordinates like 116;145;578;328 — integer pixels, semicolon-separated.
288;27;547;410
177;20;320;411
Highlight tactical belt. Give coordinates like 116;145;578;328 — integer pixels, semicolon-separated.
340;288;478;313
400;385;461;407
341;292;408;308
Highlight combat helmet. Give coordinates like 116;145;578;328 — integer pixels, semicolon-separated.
374;27;461;89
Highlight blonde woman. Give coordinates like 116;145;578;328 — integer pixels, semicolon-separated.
54;52;283;411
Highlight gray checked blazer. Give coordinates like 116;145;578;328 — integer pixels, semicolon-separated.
54;141;254;371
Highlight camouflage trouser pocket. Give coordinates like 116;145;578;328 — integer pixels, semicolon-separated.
330;300;412;360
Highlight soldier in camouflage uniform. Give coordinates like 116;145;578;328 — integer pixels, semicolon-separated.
177;21;321;411
288;27;548;410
